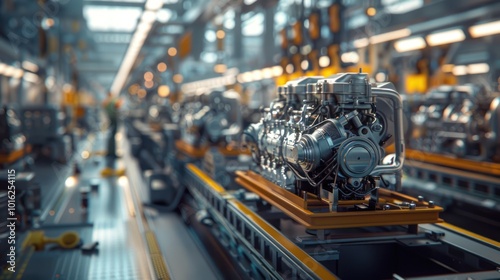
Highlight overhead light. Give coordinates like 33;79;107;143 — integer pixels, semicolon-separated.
144;80;154;88
370;28;411;44
214;64;227;73
426;29;465;46
467;63;489;74
242;72;253;82
141;10;157;24
158;85;170;97
262;67;273;79
319;56;330;68
144;71;153;81
236;74;245;83
145;0;163;11
285;64;294;74
353;37;369;48
65;176;78;188
22;61;39;72
341;51;359;64
271;65;283;77
301;60;309;71
42;18;55;29
3;66;15;77
252;70;262;80
128;84;140;94
452;65;467;76
173;74;183;83
168;47;177;56
157;62;167;72
83;6;142;32
375;72;386;82
138;88;147;98
156;9;172;23
441;64;454;72
205;30;216;42
23;72;38;83
244;0;257;5
12;68;24;79
469;20;500;38
216;30;225;39
384;0;424;14
366;7;377;17
136;21;152;34
394;36;426;52
242;13;264;36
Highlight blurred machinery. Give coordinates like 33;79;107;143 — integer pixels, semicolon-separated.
0;106;29;169
21;105;72;163
179;89;242;149
403;84;500;236
178;74;500;280
411;84;500;162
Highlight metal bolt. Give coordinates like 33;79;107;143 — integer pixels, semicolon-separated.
418;196;424;202
409;202;416;210
428;201;435;208
372;123;383;132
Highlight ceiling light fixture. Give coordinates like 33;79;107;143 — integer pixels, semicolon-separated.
394;36;426;52
157;62;167;72
168;47;177;56
145;0;163;11
426;28;465;46
469;20;500;38
318;56;330;68
271;66;283;77
370;28;411;44
22;61;39;72
467;63;489;74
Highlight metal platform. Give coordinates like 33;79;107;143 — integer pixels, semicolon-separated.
185;163;500;280
236;170;443;230
0;131;161;280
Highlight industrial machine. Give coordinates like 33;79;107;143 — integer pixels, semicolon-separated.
239;72;441;229
179;89;242;149
402;84;500;236
178;74;500;279
0;106;28;169
21;105;72;163
411;84;500;163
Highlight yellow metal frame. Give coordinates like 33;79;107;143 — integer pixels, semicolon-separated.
186;164;339;279
0;145;31;164
175;140;208;158
405;148;500;176
236;170;443;230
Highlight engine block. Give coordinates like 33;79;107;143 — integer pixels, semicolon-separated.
411;84;500;162
243;72;405;210
180;89;242;148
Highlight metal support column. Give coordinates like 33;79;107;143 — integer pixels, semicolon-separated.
233;9;242;60
262;6;276;65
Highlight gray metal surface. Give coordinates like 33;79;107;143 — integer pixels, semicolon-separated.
5;131;152;280
121;132;221;280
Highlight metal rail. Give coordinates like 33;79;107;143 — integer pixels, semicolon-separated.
185;164;338;280
403;159;500;211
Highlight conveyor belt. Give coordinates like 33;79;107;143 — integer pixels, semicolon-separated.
185;163;338;279
405;148;500;176
185;163;500;279
121;129;220;280
403;158;500;209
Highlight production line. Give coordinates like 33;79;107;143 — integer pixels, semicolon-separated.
1;0;500;279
